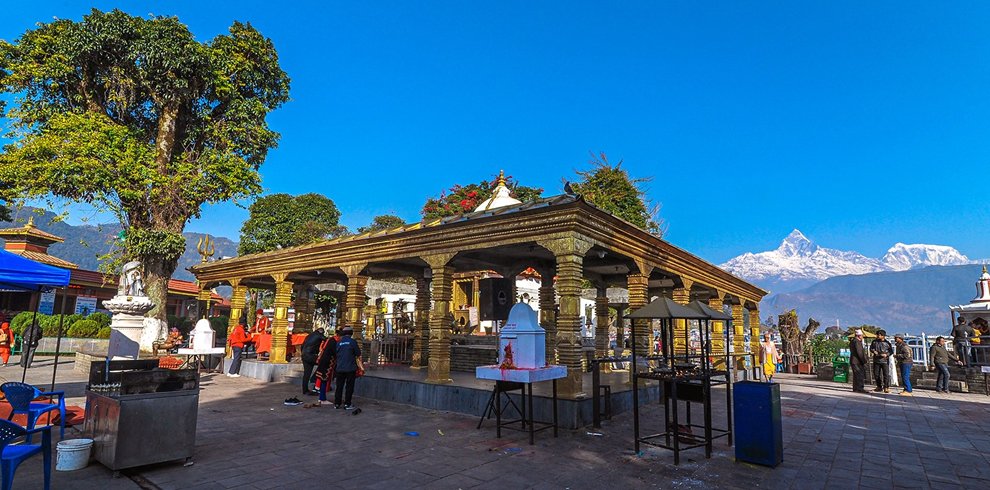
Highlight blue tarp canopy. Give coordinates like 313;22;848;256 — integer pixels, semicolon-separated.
0;249;71;292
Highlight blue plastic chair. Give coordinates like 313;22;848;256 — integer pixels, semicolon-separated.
0;383;65;443
0;419;50;490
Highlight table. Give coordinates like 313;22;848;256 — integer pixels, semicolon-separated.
476;365;566;445
176;347;227;372
251;333;308;356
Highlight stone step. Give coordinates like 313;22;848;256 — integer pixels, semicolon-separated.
915;379;969;393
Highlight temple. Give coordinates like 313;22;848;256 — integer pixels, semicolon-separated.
190;176;767;398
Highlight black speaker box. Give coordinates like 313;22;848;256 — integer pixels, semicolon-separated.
478;278;513;321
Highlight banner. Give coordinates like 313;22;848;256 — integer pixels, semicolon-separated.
74;296;98;316
39;290;56;315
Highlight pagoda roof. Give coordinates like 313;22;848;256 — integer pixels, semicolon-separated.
5;250;78;270
0;216;64;245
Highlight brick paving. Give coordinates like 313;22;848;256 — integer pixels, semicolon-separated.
4;359;990;489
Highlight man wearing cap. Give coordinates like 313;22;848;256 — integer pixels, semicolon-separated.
869;329;893;393
893;335;913;396
929;336;961;393
849;329;869;393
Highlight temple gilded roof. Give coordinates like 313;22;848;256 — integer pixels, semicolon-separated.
0;216;65;245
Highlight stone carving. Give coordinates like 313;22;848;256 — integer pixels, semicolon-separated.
779;310;819;366
118;260;145;297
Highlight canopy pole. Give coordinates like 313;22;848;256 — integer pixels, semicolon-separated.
20;294;41;383
50;287;71;392
630;308;640;453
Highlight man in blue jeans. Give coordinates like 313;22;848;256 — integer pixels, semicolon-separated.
893;335;913;396
929;336;961;393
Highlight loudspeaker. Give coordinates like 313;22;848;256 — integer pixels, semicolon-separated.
478;278;513;321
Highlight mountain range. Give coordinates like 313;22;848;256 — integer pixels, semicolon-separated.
0;208;238;282
720;230;984;334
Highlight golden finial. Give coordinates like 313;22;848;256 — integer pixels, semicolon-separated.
25;216;35;229
984;264;988;274
496;169;506;187
196;235;215;263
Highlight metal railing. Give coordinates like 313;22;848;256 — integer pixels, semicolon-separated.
365;312;416;368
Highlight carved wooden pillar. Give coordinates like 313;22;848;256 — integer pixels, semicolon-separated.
197;283;213;319
749;305;761;356
672;279;693;357
731;302;746;371
292;285;314;332
595;287;609;358
226;279;247;358
270;274;293;364
411;276;431;369
424;254;455;384
537;266;557;362
626;271;650;383
708;292;726;369
541;236;593;398
342;265;369;340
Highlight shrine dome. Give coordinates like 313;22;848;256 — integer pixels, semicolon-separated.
474;170;522;212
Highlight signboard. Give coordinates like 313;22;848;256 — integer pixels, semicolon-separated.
74;296;98;316
38;290;56;315
468;307;479;327
982;366;990;374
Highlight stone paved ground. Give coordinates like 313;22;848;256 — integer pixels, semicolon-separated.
5;359;990;489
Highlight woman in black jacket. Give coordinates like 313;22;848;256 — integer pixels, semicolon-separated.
300;328;325;395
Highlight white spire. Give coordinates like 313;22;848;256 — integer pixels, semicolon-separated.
474;170;522;212
975;265;990;303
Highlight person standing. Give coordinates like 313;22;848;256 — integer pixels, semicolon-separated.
869;329;893;393
0;314;11;367
227;320;251;378
333;326;362;410
951;317;973;367
19;317;42;369
893;335;914;396
929;336;961;393
849;329;869;393
314;328;341;406
299;327;325;395
760;332;782;383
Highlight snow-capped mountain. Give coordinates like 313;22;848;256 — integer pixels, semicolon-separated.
720;230;973;293
880;243;971;271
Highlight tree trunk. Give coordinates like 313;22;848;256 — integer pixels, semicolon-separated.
143;252;179;323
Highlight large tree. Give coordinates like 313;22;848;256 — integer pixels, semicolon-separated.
357;214;405;234
571;152;665;236
421;173;543;219
0;9;289;320
238;193;342;255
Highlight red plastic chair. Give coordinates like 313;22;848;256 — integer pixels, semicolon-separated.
0;419;51;490
0;383;65;443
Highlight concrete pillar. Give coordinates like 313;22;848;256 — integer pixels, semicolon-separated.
411;276;431;369
226;280;247;357
595;288;609;358
537;266;557;363
672;279;693;357
425;255;455;384
555;253;585;397
270;275;293;364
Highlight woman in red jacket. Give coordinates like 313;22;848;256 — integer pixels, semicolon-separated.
0;314;11;367
227;321;252;378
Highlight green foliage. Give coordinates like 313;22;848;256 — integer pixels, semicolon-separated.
10;311;36;334
87;312;111;329
238;193;342;255
358;215;406;234
0;9;290;319
96;327;112;339
0;204;9;221
208;316;229;336
809;334;847;361
421;173;543;219
67;319;101;338
570;152;664;236
167;314;193;335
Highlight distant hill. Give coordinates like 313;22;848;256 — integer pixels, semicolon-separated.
0;208;238;281
765;264;983;335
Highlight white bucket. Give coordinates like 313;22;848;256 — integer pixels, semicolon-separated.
55;438;93;471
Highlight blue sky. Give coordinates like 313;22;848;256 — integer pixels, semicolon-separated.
3;1;990;264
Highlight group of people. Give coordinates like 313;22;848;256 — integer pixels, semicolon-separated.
849;328;964;395
952;317;987;367
226;318;363;410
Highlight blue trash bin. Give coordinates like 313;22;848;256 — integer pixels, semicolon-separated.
733;381;783;467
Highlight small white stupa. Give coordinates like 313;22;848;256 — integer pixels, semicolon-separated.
474;170;522;212
950;265;990;325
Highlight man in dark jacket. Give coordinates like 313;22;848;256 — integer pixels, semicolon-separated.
929;336;961;393
893;334;913;396
869;329;893;393
300;328;326;395
951;318;973;367
19;318;43;369
332;326;362;410
849;329;869;393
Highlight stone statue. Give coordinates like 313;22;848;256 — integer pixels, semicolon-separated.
118;260;145;297
779;310;819;367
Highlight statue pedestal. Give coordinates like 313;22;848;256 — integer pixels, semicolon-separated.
104;295;155;359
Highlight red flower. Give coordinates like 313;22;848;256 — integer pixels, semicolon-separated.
466;191;478;198
460;199;473;210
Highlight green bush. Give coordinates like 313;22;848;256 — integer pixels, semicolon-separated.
63;314;85;328
88;312;111;329
67;319;101;338
96;327;112;339
208;316;229;336
168;314;193;335
10;311;38;335
41;314;69;337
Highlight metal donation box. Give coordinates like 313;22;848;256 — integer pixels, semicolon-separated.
498;303;546;369
733;381;783;467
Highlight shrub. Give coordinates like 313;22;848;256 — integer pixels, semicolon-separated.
63;314;85;328
208;316;229;336
96;327;112;339
88;312;111;329
10;311;38;335
168;315;193;335
67;319;101;338
41;315;69;337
